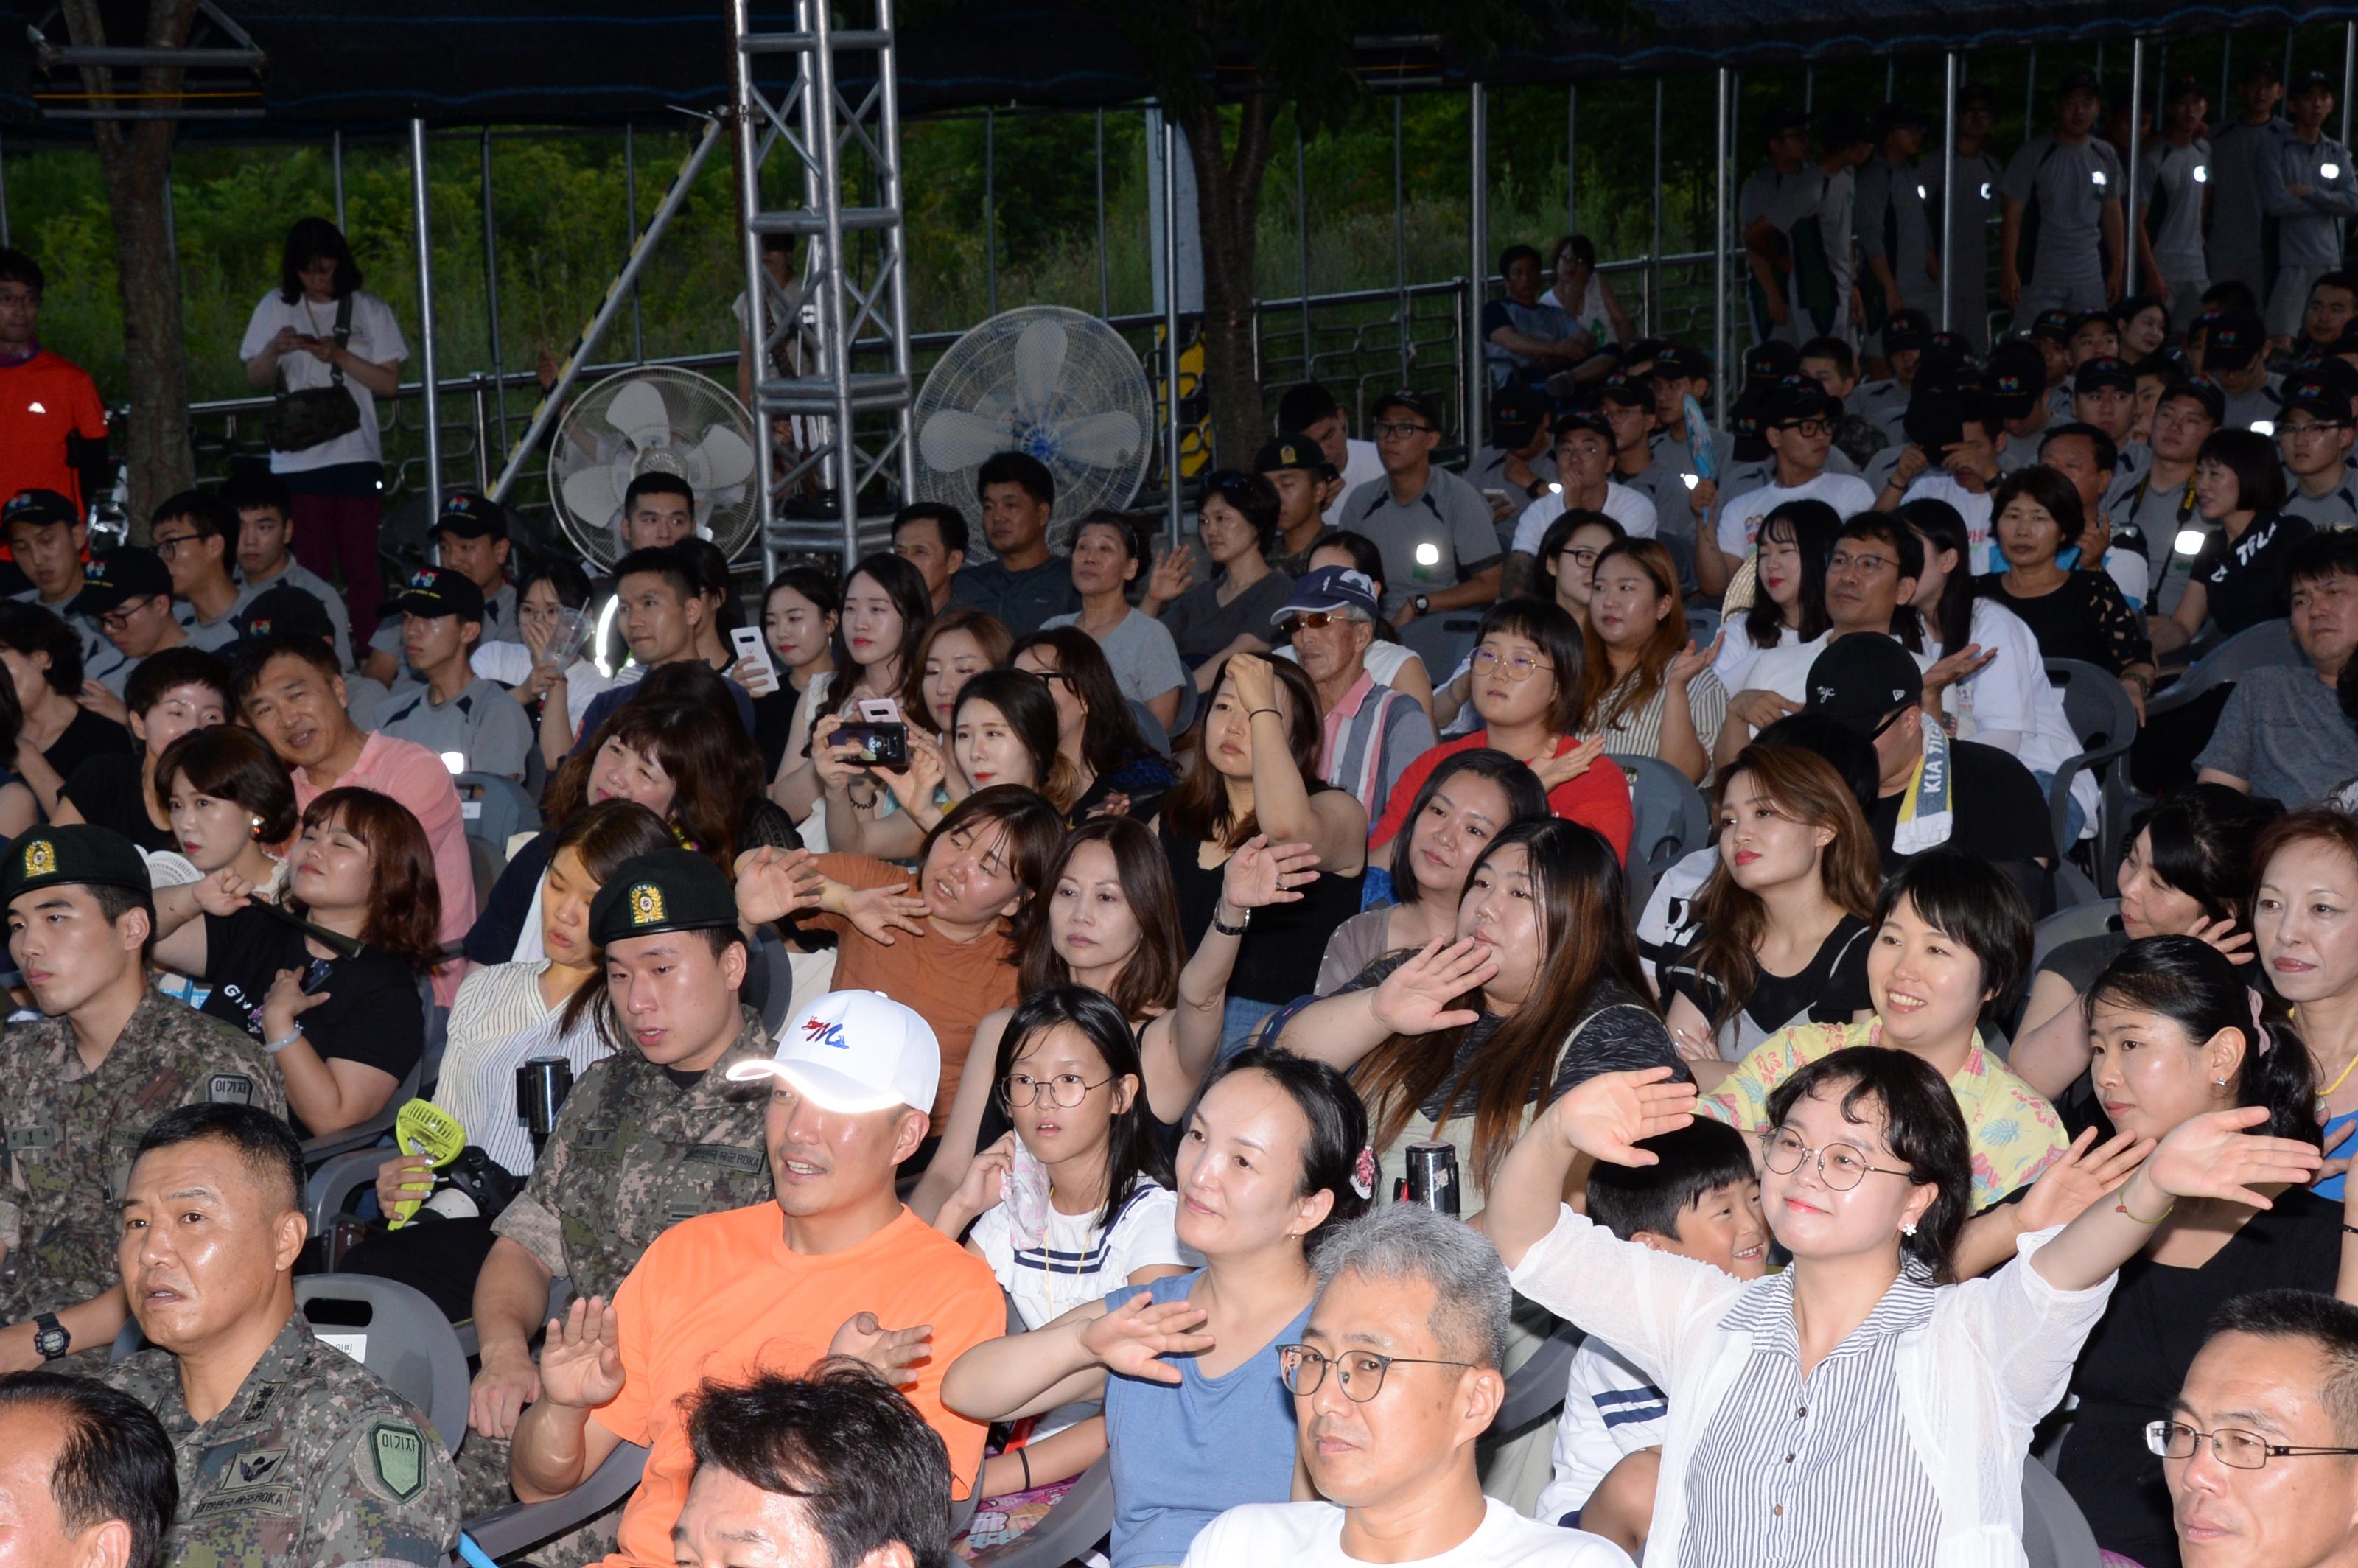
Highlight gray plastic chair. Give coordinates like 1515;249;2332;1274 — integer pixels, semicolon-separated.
455;771;542;850
455;1441;649;1566
2147;617;2302;716
2031;899;2121;977
2042;659;2139;874
301;1051;422;1168
1494;1314;1585;1434
976;1453;1113;1568
295;1275;472;1457
2020;1455;2102;1567
1609;754;1712;881
1399;612;1483;683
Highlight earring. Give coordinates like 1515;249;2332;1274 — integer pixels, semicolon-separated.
2214;1077;2229;1088
251;816;266;837
1900;1221;1917;1237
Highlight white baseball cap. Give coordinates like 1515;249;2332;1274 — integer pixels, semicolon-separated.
725;989;940;1114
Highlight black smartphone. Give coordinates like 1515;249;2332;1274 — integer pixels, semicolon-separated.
832;721;909;770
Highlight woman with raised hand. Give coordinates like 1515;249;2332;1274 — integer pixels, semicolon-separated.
1316;748;1549;988
1155;652;1366;1052
1481;1048;2323;1568
2011;785;2282;1136
2054;935;2343;1567
1657;742;1880;1063
942;1047;1372;1568
1142;470;1295;692
819;667;1073;861
1274;817;1680;1203
1578;537;1728;783
913;814;1318;1222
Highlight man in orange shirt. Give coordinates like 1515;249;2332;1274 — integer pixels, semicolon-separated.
0;251;106;514
507;987;1002;1568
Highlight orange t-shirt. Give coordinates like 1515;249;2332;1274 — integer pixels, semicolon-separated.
807;852;1019;1121
593;1203;1003;1567
0;351;106;511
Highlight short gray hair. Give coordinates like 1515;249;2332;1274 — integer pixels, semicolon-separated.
1311;1203;1511;1370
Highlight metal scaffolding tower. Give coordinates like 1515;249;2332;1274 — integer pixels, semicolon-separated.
729;0;915;573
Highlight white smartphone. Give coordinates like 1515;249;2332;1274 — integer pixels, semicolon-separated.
858;697;903;724
729;625;780;696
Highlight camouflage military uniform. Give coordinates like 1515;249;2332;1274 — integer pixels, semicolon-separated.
0;989;282;1367
491;1007;774;1302
102;1309;460;1567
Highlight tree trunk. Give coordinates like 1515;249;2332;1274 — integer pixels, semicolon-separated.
58;0;200;532
1182;94;1276;474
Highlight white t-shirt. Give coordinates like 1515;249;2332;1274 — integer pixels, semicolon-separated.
1184;1498;1632;1568
1710;620;1801;699
1740;629;1934;714
1928;598;2094;835
238;288;408;473
1509;483;1658;555
1713;472;1878;561
1896;472;1996;576
1323;438;1388;528
971;1178;1192;1438
1535;1341;1669;1526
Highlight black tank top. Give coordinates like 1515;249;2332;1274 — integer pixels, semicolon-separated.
1157;794;1366;1007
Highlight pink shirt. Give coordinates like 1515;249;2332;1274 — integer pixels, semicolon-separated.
293;730;474;1003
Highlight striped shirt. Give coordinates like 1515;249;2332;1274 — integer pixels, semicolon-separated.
427;960;613;1180
1317;670;1437;828
1578;668;1728;780
1683;1269;1941;1568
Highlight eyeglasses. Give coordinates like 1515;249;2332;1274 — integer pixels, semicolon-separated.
1556;546;1601;570
97;598;161;631
1827;549;1899;578
2281;419;2353;440
1372;421;1435;440
1472;648;1553;682
1759;1127;1913;1191
2147;1420;2358;1470
1277;1345;1476;1402
151;531;201;558
998;1071;1113;1110
1776;419;1833;438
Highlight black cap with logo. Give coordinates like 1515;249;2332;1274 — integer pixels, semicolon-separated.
68;548;171;617
1803;634;1925;739
388;564;488;623
589;848;742;946
431;490;508;541
0;825;153;904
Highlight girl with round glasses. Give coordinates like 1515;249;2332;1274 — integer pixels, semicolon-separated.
931;985;1191;1553
1484;1041;2323;1567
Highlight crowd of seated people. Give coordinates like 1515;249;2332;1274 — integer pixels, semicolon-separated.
17;66;2358;1563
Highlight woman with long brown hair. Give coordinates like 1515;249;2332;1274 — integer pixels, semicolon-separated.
1156;651;1366;1053
150;786;444;1136
1577;537;1726;783
1011;627;1178;823
1657;743;1881;1068
1271;816;1679;1201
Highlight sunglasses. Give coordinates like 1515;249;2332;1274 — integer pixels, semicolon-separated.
1284;610;1355;634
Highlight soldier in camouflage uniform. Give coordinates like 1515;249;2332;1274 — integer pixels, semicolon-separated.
458;848;775;1546
104;1102;459;1566
0;825;284;1371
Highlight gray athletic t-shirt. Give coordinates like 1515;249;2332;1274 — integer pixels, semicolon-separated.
2001;135;2124;282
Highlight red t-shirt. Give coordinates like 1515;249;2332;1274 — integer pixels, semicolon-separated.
0;351;106;511
1368;730;1634;861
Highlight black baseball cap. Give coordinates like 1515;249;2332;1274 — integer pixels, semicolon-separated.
2158;379;2228;425
1804;634;1924;739
2029;310;2075;345
1959;84;1997;113
1620;336;1673;368
1876;102;1929;136
2203;309;2267;372
2068;310;2119;339
2295;71;2337;97
1652;345;1707;384
2165;75;2208;106
0;825;152;904
1551;410;1615;445
1;489;75;533
388;564;488;623
431;490;508;541
1985;341;2051;419
1883;310;1934;354
590;848;742;946
1746;341;1801;385
2073;356;2137;396
2279;370;2356;424
1766;377;1839;427
1728;384;1771;461
2054;71;2102;102
1254;435;1337;479
1760;107;1808;142
231;583;337;654
1369;389;1443;430
1927;332;1979;371
1490;383;1549;447
68;547;171;617
1820;108;1875;152
1597;373;1656;411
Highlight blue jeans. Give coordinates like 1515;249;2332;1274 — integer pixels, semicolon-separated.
1218;998;1283;1060
2031;769;2088;849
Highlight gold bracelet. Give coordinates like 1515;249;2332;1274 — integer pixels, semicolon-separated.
2114;1191;2173;1225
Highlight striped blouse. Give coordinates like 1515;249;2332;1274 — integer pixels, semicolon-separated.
427;960;615;1179
1578;668;1729;777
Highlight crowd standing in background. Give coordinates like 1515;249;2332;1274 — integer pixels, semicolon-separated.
10;56;2358;1568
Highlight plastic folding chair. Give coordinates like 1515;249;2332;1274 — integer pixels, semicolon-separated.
2030;899;2121;977
1398;613;1483;685
455;772;542;850
1609;754;1712;881
292;1274;472;1457
300;1051;422;1168
2042;659;2139;879
2020;1455;2102;1568
1494;1314;1585;1434
452;1441;649;1567
2147;618;2302;718
975;1454;1113;1568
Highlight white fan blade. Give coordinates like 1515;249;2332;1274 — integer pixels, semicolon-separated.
1011;317;1069;419
1052;411;1145;469
604;379;674;449
693;424;757;491
560;464;626;527
920;407;1019;473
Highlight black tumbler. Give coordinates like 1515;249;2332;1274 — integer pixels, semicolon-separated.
517;1057;576;1156
1404;1141;1460;1216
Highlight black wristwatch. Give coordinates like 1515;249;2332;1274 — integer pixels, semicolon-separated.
31;1312;68;1360
1412;594;1431;615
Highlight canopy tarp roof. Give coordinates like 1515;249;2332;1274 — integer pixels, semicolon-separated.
2;0;2353;136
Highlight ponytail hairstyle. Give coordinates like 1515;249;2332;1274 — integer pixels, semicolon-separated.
1192;1045;1372;1256
993;985;1175;1231
2084;935;2321;1144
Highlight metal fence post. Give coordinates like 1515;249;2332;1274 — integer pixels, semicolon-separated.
1649;78;1664;337
1566;83;1577;228
1713;67;1730;426
1467;83;1487;449
1942;53;1959;332
409;119;442;503
2343;22;2355;149
625;122;644;364
480;129;508;458
2126;37;2145;297
1161;111;1183;547
1296;122;1312;383
1096;109;1109;319
332;130;346;232
984;107;999;318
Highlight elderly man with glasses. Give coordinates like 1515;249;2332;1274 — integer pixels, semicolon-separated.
1270;567;1435;828
1340;390;1502;626
1181;1204;1634;1568
2161;1289;2358;1568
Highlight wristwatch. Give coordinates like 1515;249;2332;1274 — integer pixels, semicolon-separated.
31;1312;68;1360
1412;594;1431;615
